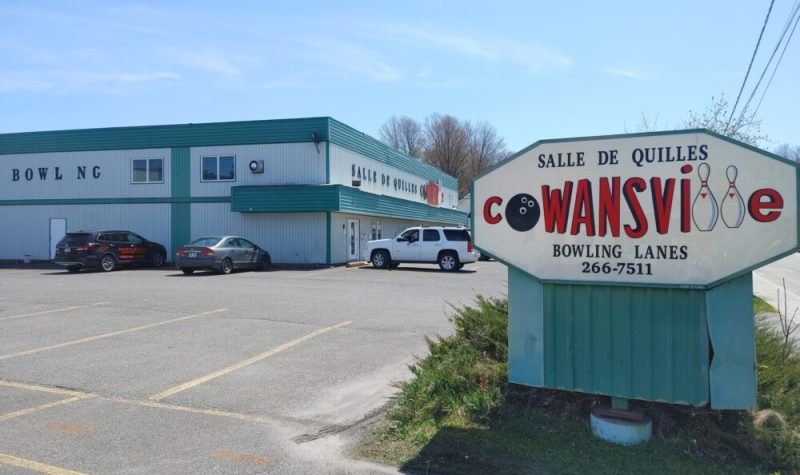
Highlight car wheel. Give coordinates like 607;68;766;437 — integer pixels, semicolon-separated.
457;263;464;270
100;254;116;272
259;254;271;270
181;268;194;275
151;251;165;268
221;257;233;274
371;250;390;269
438;252;459;272
66;265;81;273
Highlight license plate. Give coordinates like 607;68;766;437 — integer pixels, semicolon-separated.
188;252;197;258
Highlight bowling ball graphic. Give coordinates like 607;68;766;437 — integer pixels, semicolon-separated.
505;193;540;232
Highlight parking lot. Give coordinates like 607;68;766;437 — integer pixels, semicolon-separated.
0;261;507;474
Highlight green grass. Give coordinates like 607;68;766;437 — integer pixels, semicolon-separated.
356;295;800;473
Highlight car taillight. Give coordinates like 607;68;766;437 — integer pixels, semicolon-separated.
467;241;473;252
76;243;96;251
176;247;184;256
201;248;215;256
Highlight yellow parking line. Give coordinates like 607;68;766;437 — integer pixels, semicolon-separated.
0;302;110;323
113;399;271;424
150;320;353;401
0;453;86;475
0;380;86;397
0;396;90;423
0;308;227;361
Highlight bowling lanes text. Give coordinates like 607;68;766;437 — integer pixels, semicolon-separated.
537;144;709;168
552;244;688;260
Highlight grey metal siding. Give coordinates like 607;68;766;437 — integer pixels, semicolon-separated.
190;203;325;264
0;204;170;260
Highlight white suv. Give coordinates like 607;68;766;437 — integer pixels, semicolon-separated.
367;226;477;271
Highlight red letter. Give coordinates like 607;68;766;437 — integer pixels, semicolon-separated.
598;177;620;237
570;179;595;236
650;177;675;235
623;177;648;239
483;196;503;224
748;189;784;223
541;182;573;234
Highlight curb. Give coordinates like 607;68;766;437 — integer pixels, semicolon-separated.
345;261;369;269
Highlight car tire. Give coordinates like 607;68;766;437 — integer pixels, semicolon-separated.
151;251;165;268
438;252;459;272
259;253;271;270
371;250;390;269
457;263;464;270
66;265;81;273
100;254;116;272
221;258;233;274
389;261;400;269
181;268;194;275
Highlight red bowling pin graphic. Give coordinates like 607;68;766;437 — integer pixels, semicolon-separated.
721;165;746;228
692;163;718;231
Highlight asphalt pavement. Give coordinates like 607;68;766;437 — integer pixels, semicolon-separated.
0;261;508;474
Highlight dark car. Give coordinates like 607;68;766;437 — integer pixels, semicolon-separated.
175;236;271;275
54;231;167;273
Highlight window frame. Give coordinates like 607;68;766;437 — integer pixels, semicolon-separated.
200;155;237;183
371;221;382;240
131;158;164;184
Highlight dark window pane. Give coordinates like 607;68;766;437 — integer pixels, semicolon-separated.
219;156;235;180
132;159;147;182
202;157;217;181
423;229;440;241
127;233;143;243
443;230;470;241
149;159;163;182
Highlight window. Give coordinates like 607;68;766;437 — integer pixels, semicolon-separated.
132;158;164;183
371;221;382;240
443;229;470;241
202;155;236;182
398;229;419;242
423;229;441;241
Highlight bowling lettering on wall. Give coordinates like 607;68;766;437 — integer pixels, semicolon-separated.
472;130;800;287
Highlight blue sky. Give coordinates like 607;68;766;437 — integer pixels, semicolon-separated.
1;1;797;152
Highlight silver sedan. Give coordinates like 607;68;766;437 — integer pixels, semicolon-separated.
175;236;271;275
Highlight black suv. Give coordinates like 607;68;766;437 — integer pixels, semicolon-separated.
54;231;167;273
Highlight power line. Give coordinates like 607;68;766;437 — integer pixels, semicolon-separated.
751;1;800;119
727;0;776;131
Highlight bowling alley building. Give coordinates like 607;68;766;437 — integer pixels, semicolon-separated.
0;117;466;265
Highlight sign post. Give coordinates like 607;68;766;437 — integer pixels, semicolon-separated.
472;130;800;442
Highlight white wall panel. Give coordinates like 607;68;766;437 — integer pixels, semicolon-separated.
190;143;325;197
328;144;459;209
0;204;170;260
190;204;325;264
0;149;171;200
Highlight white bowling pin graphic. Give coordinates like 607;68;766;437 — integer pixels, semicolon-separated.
692;163;718;231
721;165;746;228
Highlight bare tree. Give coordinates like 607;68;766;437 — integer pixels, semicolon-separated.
423;113;469;186
774;143;800;161
378;116;426;159
463;121;509;196
681;94;769;146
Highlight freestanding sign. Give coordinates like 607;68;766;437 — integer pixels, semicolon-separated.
472;130;800;409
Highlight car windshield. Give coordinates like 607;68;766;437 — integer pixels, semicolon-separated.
189;237;222;247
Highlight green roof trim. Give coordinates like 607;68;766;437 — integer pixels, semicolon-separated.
231;185;468;225
0;117;330;154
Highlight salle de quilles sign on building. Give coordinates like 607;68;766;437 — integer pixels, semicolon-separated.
473;130;798;288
